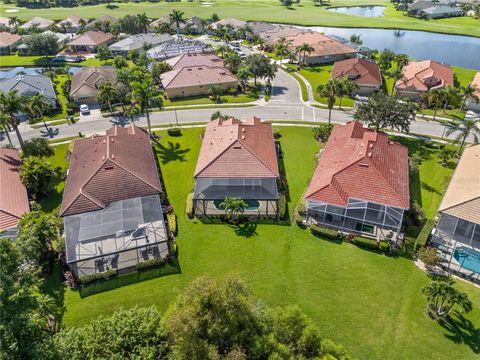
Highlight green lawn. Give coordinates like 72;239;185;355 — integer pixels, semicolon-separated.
1;0;479;37
0;54;104;67
163;92;258;107
42;127;480;360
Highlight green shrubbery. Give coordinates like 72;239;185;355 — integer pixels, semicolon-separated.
415;219;435;249
186;193;194;219
168;127;182;136
312;123;334;143
278;194;287;219
167;212;177;235
310;224;342;241
135;258;166;271
80;269;118;285
352;236;390;252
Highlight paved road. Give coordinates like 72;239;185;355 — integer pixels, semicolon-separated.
0;69;464;146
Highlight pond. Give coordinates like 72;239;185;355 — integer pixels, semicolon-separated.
327;6;386;17
301;26;480;70
0;66;81;79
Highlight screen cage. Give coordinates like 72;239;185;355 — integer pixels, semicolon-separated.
193;177;279;200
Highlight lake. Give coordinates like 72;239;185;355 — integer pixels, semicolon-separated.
327;6;386;17
0;66;81;79
301;26;480;70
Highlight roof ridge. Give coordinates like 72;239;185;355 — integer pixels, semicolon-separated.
237;137;278;177
111;159;162;193
194;137;237;177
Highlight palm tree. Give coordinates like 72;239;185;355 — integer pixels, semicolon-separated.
389;67;403;94
131;76;160;136
96;82;117;114
0;111;13;146
274;37;289;61
295;43;314;66
8;16;20;32
169;10;186;40
446;117;480;151
338;78;358;109
439;86;461;112
236;66;252;91
422;282;473;317
395;53;409;70
29;94;51;131
0;91;25;150
421;89;442;121
460;86;478;110
216;44;231;58
317;79;339;124
287;51;297;64
136;13;150;33
220;197;247;223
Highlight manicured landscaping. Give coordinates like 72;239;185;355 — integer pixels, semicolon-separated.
0;54;104;67
163;92;258;107
40;126;480;360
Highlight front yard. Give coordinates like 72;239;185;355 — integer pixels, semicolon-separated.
0;54;104;67
42;126;480;360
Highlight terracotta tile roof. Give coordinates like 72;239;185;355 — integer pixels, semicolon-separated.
470;72;480;98
20;16;54;29
160;65;236;89
305;121;410;209
194;117;279;178
70;66;116;99
59;15;90;27
0;17;11;28
68;31;113;46
60;125;162;216
395;60;453;92
166;53;224;70
285;32;357;57
0;32;22;47
331;58;382;85
0;148;29;231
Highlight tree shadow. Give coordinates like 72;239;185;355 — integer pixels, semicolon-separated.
391;136;435;163
409;168;423;207
232;222;258;238
438;311;480;354
40;127;60;139
421;181;441;195
154;141;190;164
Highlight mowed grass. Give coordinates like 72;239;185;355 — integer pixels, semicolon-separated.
0;0;479;37
49;127;480;360
0;54;104;67
164;92;258;107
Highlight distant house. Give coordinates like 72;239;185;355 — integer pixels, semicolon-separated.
68;31;114;53
417;5;464;18
0;32;22;55
146;39;212;60
70;66;116;105
259;25;303;48
89;15;119;29
466;72;480;111
58;16;91;33
0;74;57;108
149;16;171;31
60;125;169;277
0;17;12;31
18;31;71;55
247;21;278;37
20;16;54;31
108;33;173;56
0;148;29;239
331;58;382;95
285;32;357;65
210;18;247;30
305;121;410;242
430;145;480;281
165;53;225;69
395;60;454;100
193;116;280;217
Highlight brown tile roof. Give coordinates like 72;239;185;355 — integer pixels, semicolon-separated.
194;117;279;178
60;125;162;216
395;60;453;92
166;53;224;70
68;31;113;46
149;16;172;29
92;15;119;25
59;15;90;27
0;148;29;231
305;121;410;209
260;25;303;45
471;72;480;99
20;16;54;29
331;58;382;85
160;65;237;89
70;66;116;99
0;17;11;28
439;144;480;224
285;32;357;58
0;32;22;47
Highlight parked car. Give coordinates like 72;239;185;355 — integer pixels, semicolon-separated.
79;104;90;115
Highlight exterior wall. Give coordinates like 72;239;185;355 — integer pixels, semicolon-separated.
72;94;98;105
306;52;356;65
194;199;278;217
165;81;238;98
395;88;423;101
356;83;381;96
0;40;21;55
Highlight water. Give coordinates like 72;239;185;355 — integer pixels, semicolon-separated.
0;66;82;79
301;26;480;70
454;247;480;274
327;6;386;17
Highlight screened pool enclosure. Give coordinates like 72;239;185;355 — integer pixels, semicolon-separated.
193;177;279;217
63;195;169;277
307;198;405;241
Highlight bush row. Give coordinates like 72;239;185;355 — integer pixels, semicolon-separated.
135;258;166;271
167;212;177;235
186;193;194;219
79;269;118;285
310;224;342;241
415;219;435;250
168;127;182;136
351;236;390;252
278;194;287;220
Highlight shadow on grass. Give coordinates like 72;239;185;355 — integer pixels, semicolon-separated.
154;141;190;164
232;222;258;238
39;189;63;212
438;311;480;354
421;181;441;195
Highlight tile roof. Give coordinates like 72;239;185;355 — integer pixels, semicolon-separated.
146;39;213;60
285;32;357;57
439;144;480;224
305;121;410;209
0;148;29;231
194;117;279;178
0;32;21;47
109;33;172;52
59;15;90;27
166;53;224;69
259;25;303;45
91;15;119;25
68;31;113;46
247;21;278;35
331;58;382;85
20;16;54;29
70;66;116;99
395;60;453;92
0;74;57;101
0;17;11;29
211;18;247;29
470;72;480;98
160;65;236;89
60;125;162;216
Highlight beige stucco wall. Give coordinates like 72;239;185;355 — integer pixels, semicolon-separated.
306;52;356;65
165;81;238;98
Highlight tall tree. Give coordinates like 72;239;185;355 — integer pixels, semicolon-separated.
220;197;247;223
460;85;478;110
96;81;117;114
19;156;57;200
8;16;20;32
29;94;51;131
445;117;480;151
131;75;161;136
395;53;409;69
378;49;396;73
423;281;473;317
439;86;461;111
0;90;25;150
136;13;150;33
245;54;276;86
0;111;13;146
295;43;314;66
389;67;404;94
420;89;442;121
317;79;340;124
169;10;186;40
337;77;358;109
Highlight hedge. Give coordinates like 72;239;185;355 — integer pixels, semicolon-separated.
415;219;435;250
167;127;182;136
278;194;287;219
135;258;165;271
186;193;194;219
80;269;118;285
167;212;177;235
353;236;390;252
310;224;342;241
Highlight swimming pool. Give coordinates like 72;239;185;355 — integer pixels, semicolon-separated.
454;247;480;274
213;199;260;211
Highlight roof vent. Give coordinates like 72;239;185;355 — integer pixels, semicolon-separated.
111;137;114;143
369;143;373;149
102;139;106;144
233;145;241;149
241;135;245;140
111;154;115;159
242;128;245;132
359;163;369;167
104;165;114;170
368;152;372;157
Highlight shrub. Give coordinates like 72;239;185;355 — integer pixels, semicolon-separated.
352;236;390;252
312;123;334;143
278;194;287;219
136;257;165;271
415;219;435;249
404;200;425;227
168;127;182;136
167;212;177;235
417;246;439;267
186;193;194;219
170;241;178;254
22;138;54;158
273;128;281;139
63;271;78;289
296;201;307;216
294;213;306;229
310;224;341;241
80;269;118;285
165;205;174;214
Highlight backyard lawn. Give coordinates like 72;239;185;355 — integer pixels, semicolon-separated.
163;92;258;107
0;54;104;67
42;126;480;360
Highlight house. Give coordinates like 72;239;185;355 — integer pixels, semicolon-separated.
89;15;119;30
466;72;480;112
165;53;225;69
19;16;54;31
0;17;12;31
0;74;58;109
0;32;22;55
417;5;464;18
146;39;212;60
210;18;247;30
305;121;410;242
18;31;71;55
247;21;278;37
430;145;480;280
0;148;29;239
193;116;280;217
395;60;454;100
285;32;357;65
259;25;303;48
331;58;382;95
149;16;171;31
108;33;173;56
70;66;116;105
60;125;169;277
185;16;205;33
68;31;114;53
58;16;91;33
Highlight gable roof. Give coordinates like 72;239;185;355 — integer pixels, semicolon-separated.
285;32;357;57
0;32;21;47
160;65;236;89
305;121;410;209
165;53;224;70
0;17;12;29
0;74;57;100
20;16;54;29
211;18;247;29
194;117;279;178
395;60;453;92
60;125;162;216
247;21;278;36
91;15;119;25
59;15;90;27
331;58;382;85
109;33;172;52
70;66;116;98
68;31;113;46
259;25;303;45
0;148;29;232
421;4;464;14
146;39;213;60
438;144;480;224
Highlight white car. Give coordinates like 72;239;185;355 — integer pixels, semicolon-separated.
79;104;90;115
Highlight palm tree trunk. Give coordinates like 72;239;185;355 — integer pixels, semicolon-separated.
176;23;180;41
339;95;343;109
3;127;12;146
460;134;467;150
328;108;331;125
461;96;467;110
146;108;152;136
42;118;49;131
433;107;438;121
13;124;25;150
109;101;113;114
